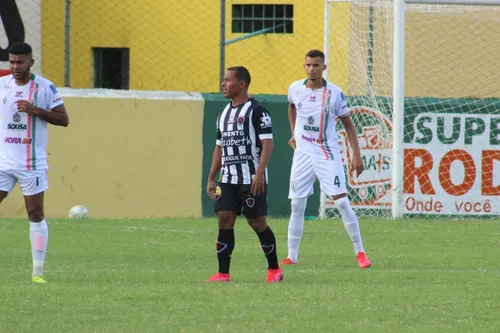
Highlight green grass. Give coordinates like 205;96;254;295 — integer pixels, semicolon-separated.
1;217;499;333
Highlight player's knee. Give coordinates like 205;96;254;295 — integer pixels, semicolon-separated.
0;191;7;204
24;191;45;222
27;210;44;222
291;197;307;214
217;211;236;229
26;202;45;222
334;196;350;212
247;216;267;233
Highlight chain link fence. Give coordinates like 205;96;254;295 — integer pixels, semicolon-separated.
2;0;327;95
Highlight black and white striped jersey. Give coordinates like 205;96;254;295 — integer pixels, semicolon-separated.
216;98;273;185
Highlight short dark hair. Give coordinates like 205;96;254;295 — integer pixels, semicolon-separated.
227;66;251;87
305;49;325;62
9;42;32;56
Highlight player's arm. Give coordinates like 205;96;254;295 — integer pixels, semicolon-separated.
15;102;69;127
252;106;274;195
207;145;222;200
256;139;273;176
207;121;223;200
208;145;222;183
288;103;297;150
252;138;273;196
254;107;274;176
336;90;364;177
15;82;69;127
288;103;296;135
33;104;68;127
340;115;364;178
287;84;297;149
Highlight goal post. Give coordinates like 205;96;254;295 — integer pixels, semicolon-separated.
321;0;500;219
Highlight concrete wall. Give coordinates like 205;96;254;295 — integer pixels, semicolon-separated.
0;89;204;219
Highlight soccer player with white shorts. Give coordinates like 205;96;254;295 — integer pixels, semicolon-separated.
280;49;371;269
0;42;70;283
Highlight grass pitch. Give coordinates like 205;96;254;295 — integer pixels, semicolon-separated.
1;217;499;333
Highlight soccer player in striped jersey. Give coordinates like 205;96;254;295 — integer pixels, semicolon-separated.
281;50;371;268
206;66;283;282
0;42;70;283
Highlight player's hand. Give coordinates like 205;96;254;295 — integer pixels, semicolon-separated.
15;100;37;114
351;154;364;178
251;173;265;196
288;136;296;150
207;180;217;200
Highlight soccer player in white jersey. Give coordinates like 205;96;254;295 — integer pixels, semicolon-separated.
280;49;371;269
0;42;69;283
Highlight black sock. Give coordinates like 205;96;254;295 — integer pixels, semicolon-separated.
217;228;235;274
257;226;279;270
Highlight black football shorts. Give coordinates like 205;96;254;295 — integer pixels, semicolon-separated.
213;182;267;218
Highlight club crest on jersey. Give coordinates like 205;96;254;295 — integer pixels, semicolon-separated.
12;112;21;123
246;197;255;208
2;97;6;104
297;102;302;109
237;115;245;128
307;116;315;125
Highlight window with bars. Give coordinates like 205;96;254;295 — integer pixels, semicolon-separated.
232;4;294;34
93;47;130;90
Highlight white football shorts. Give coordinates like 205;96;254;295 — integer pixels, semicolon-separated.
288;149;347;199
0;169;49;196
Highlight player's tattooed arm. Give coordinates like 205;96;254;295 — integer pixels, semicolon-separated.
15;101;69;127
340;116;364;177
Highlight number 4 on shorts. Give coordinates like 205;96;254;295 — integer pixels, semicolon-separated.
334;176;340;187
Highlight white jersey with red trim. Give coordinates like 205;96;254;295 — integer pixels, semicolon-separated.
287;79;349;161
0;74;64;171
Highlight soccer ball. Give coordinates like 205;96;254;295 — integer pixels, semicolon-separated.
69;205;89;219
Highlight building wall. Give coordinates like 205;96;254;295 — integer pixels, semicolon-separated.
41;2;500;97
41;0;349;95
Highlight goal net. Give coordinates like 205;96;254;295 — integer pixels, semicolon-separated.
321;0;500;219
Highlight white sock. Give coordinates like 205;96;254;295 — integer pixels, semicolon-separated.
287;197;307;262
335;197;365;254
30;219;48;276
